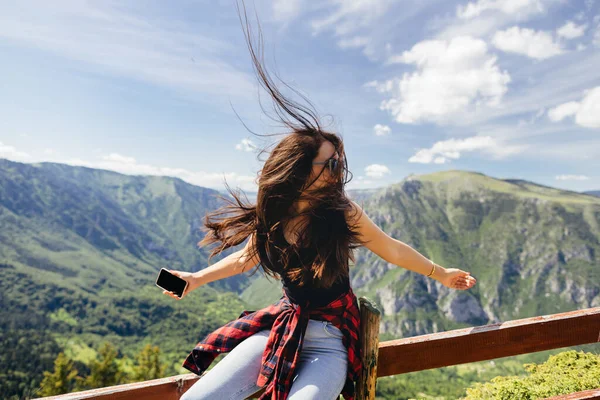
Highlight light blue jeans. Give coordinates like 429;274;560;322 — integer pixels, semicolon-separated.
180;319;348;400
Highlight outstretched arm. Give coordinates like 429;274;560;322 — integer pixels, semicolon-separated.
164;234;261;300
191;233;260;288
347;200;475;290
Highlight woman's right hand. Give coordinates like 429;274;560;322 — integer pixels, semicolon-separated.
162;270;199;300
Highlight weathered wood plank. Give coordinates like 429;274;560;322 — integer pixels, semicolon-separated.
356;296;381;400
377;306;600;377
37;373;201;400
37;306;600;399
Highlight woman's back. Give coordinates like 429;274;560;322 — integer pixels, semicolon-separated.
277;225;350;308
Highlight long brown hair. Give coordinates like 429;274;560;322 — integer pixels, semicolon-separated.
197;0;369;288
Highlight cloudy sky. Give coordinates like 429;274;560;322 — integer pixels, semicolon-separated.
1;0;599;194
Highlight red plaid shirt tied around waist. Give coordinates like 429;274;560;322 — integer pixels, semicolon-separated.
182;287;363;400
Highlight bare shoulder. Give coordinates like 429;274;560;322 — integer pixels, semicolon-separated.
344;199;401;263
344;199;363;224
345;199;370;230
239;232;260;271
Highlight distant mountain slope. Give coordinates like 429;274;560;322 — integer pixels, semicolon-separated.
351;170;600;337
0;158;249;294
583;190;600;198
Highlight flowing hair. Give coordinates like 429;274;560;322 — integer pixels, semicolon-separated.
196;0;370;289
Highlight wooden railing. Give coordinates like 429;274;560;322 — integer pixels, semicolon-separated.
38;300;600;400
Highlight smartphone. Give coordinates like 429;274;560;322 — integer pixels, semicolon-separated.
155;268;188;298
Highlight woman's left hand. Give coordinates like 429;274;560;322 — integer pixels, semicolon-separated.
439;268;477;290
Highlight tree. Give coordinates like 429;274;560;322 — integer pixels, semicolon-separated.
37;352;79;396
77;342;125;390
129;344;168;382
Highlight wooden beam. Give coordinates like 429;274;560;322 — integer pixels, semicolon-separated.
37;306;600;399
377;306;600;377
38;373;201;400
356;297;381;400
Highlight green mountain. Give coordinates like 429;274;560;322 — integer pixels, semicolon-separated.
1;159;599;398
0;158;250;293
0;159;253;398
583;190;600;198
355;170;600;338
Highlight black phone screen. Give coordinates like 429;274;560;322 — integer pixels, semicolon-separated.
156;269;187;297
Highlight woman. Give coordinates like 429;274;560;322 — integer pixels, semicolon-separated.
164;2;477;399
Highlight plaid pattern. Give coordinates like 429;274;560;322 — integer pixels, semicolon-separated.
182;287;363;400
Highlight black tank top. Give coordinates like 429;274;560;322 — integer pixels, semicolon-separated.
277;231;350;308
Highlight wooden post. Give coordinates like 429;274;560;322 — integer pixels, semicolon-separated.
356;296;381;400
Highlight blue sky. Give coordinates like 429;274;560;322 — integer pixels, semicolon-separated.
1;0;599;194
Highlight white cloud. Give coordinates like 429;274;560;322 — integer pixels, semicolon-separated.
103;153;137;164
1;142;258;192
0;141;31;161
0;2;255;103
281;1;434;62
364;163;391;178
346;175;384;189
311;0;393;37
363;80;393;93
378;36;510;124
235;138;258;152
307;0;410;60
456;49;600;126
557;21;587;39
338;36;370;49
547;101;580;122
436;14;504;40
62;153;258;192
571;87;600;128
492;26;563;59
373;124;391;136
457;0;544;19
272;0;303;22
517;107;546;126
437;0;563;42
408;135;526;164
555;174;590;181
547;86;600;128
